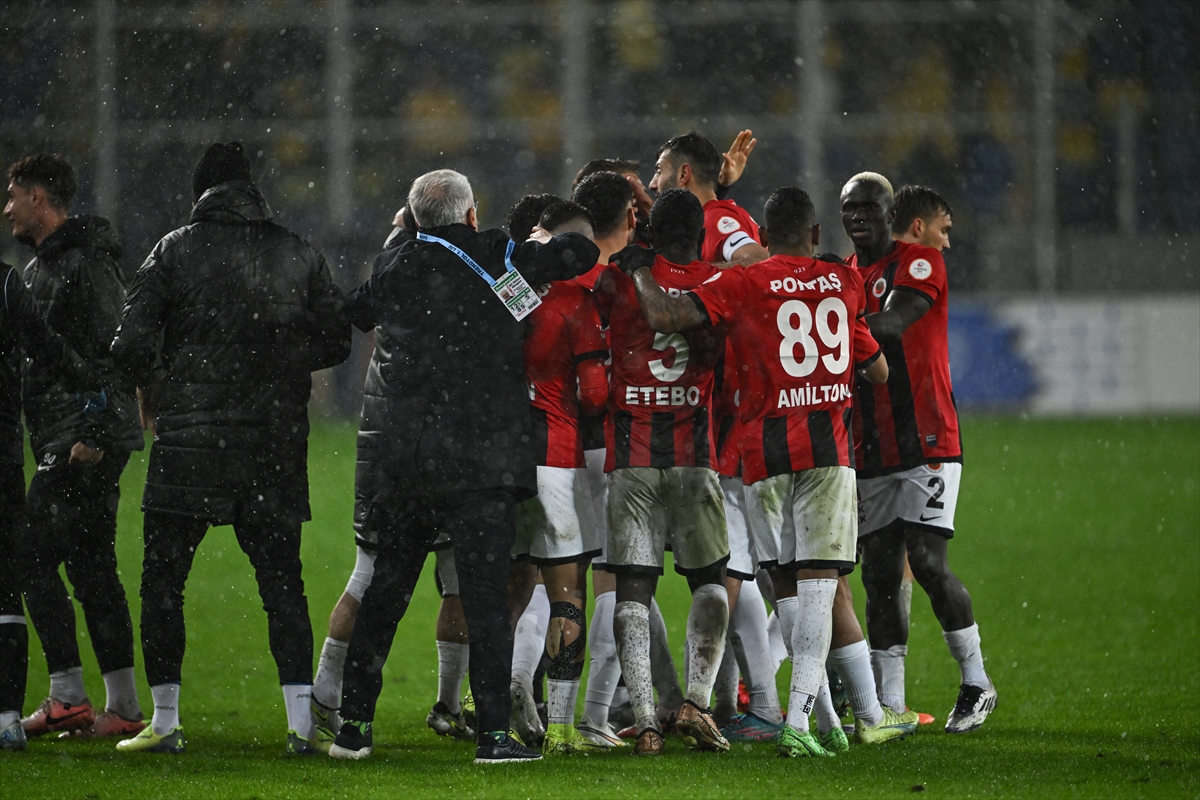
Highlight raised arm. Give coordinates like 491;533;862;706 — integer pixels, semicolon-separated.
630;267;707;333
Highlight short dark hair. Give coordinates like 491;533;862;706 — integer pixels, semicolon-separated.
573;158;641;189
659;132;721;188
539;200;594;236
763;187;816;247
649;188;704;253
572;172;634;238
505;193;561;242
891;185;952;235
7;154;76;211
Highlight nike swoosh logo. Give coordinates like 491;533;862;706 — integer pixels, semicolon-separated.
919;514;941;522
45;708;88;726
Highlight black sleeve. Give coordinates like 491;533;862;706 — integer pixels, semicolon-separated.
305;247;352;372
111;240;172;388
510;233;601;285
715;182;730;200
6;266;99;391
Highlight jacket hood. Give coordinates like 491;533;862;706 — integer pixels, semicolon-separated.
36;215;122;261
190;181;274;226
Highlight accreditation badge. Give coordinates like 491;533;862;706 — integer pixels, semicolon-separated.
493;268;542;321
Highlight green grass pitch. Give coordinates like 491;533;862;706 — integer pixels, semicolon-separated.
4;416;1198;798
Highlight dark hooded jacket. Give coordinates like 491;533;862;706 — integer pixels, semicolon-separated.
110;181;350;524
344;223;598;537
20;215;142;462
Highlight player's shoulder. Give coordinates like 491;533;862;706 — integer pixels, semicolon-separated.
704;199;756;235
892;240;945;279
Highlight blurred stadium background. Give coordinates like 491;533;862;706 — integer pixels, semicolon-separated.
2;0;1197;418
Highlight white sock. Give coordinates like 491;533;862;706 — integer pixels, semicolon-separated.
512;584;550;689
312;637;348;709
765;611;788;671
871;644;908;712
49;666;87;705
0;711;18;728
786;579;836;733
731;580;783;724
102;667;141;720
828;639;883;727
150;683;180;736
583;590;619;727
614;601;656;732
283;683;314;739
814;673;840;735
944;623;989;687
648;597;684;710
436;641;470;714
775;596;798;659
685;583;729;708
714;635;739;714
547;678;581;726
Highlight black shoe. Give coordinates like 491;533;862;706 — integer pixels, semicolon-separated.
328;720;373;760
474;730;543;765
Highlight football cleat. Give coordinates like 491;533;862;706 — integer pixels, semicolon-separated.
461;687;476;731
818;725;850;753
675;699;730;753
474;730;543;764
1;720;27;751
328;720;373;760
945;683;997;734
286;730;318;755
632;728;664;756
736;678;751;713
59;710;146;739
916;710;936;726
542;722;602;754
720;711;784;743
510;681;545;747
576;719;626;748
854;706;919;745
427;701;475;740
21;696;95;738
311;698;342;743
115;725;185;754
777;725;834;758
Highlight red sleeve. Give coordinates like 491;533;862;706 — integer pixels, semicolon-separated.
892;247;946;307
686;267;744;327
568;292;609;364
590;263;623;319
577;359;608;418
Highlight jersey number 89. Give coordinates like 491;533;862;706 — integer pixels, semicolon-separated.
776;298;849;378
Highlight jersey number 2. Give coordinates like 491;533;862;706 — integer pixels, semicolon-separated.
776;298;849;377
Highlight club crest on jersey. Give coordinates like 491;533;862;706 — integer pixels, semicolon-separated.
717;216;740;234
909;259;933;280
872;277;887;298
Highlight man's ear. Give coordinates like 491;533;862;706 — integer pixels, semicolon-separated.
678;163;693;188
886;203;898;226
910;216;925;240
758;225;770;248
697;226;706;253
466;205;479;231
811;222;820;248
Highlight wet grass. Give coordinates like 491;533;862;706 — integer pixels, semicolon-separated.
6;415;1199;798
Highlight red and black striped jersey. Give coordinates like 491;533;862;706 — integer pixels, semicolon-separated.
849;240;961;478
688;255;881;485
594;256;724;471
524;279;608;468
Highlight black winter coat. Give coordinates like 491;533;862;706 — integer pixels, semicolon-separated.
0;263;98;466
344;224;598;536
110;181;350;524
20;215;142;462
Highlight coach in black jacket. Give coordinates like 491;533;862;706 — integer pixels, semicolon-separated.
110;143;350;754
0;260;100;750
331;169;598;763
4;153;146;737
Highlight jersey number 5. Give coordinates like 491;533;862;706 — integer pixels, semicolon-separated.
776;298;849;377
648;332;690;382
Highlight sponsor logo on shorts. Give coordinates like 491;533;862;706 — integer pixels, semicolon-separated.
919;513;942;522
909;259;933;280
928;462;942;471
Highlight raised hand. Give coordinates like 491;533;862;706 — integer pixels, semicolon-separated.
718;129;757;188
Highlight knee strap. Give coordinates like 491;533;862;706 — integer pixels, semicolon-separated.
546;601;587;680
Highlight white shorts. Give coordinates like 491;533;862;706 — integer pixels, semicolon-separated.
744;466;858;574
721;476;757;580
343;546;376;602
434;546;460;597
580;448;610;568
514;466;602;565
857;462;962;537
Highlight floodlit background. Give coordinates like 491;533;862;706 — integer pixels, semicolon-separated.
2;0;1197;415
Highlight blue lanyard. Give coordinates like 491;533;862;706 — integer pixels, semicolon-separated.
417;232;517;287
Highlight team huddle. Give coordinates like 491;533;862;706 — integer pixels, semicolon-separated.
0;129;996;765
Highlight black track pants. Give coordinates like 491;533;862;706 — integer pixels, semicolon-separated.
0;465;27;713
19;452;134;676
341;488;516;735
139;510;313;687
